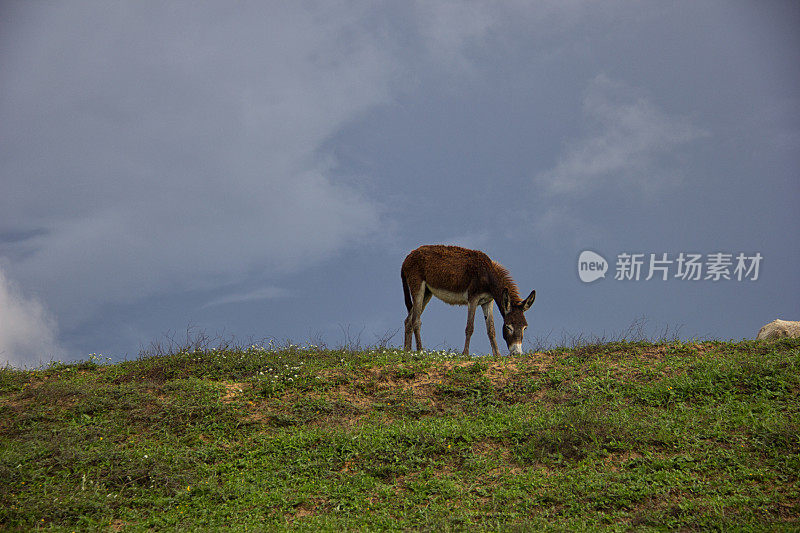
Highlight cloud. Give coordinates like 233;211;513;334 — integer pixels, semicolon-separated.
412;0;498;67
10;165;380;329
537;75;708;196
0;4;390;328
0;2;729;355
203;286;290;309
0;269;64;368
1;2;530;334
529;204;604;245
1;1;536;342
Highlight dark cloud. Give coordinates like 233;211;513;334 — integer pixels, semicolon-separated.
1;4;389;322
1;1;798;365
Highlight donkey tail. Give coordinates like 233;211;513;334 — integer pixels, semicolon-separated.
401;270;413;312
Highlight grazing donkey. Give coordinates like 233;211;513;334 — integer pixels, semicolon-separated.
401;245;536;356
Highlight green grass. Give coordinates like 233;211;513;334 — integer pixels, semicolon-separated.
1;339;798;531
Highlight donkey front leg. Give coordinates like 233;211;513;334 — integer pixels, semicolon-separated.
404;308;424;351
463;300;478;355
413;311;423;351
482;301;501;357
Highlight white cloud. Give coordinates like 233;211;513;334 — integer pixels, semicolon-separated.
537;75;708;196
203;286;290;309
0;268;64;368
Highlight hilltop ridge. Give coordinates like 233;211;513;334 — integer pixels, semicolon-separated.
1;339;798;530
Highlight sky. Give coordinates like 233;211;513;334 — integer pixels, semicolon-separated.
1;1;798;367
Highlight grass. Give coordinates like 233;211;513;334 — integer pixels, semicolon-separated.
1;338;798;531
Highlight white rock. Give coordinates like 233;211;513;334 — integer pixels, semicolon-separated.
756;319;800;340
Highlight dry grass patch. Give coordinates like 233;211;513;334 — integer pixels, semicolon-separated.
221;381;247;402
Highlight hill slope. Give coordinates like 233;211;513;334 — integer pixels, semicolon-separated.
1;340;798;531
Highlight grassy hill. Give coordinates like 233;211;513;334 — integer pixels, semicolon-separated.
1;338;798;531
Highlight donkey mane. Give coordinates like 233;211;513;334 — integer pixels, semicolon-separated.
491;261;521;305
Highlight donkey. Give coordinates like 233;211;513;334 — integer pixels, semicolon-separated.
401;245;536;356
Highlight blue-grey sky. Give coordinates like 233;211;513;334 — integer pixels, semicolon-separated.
1;1;798;367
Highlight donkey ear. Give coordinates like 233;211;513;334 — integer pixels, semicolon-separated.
521;289;536;312
501;287;512;315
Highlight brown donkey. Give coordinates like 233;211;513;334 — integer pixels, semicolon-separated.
401;245;536;356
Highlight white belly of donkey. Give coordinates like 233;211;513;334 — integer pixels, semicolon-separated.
427;285;469;305
427;285;492;306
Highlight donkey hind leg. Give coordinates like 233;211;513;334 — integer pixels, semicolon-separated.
413;289;432;351
404;306;414;351
404;283;431;352
482;301;500;357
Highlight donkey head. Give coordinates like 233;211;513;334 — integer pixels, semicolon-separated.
500;288;536;355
